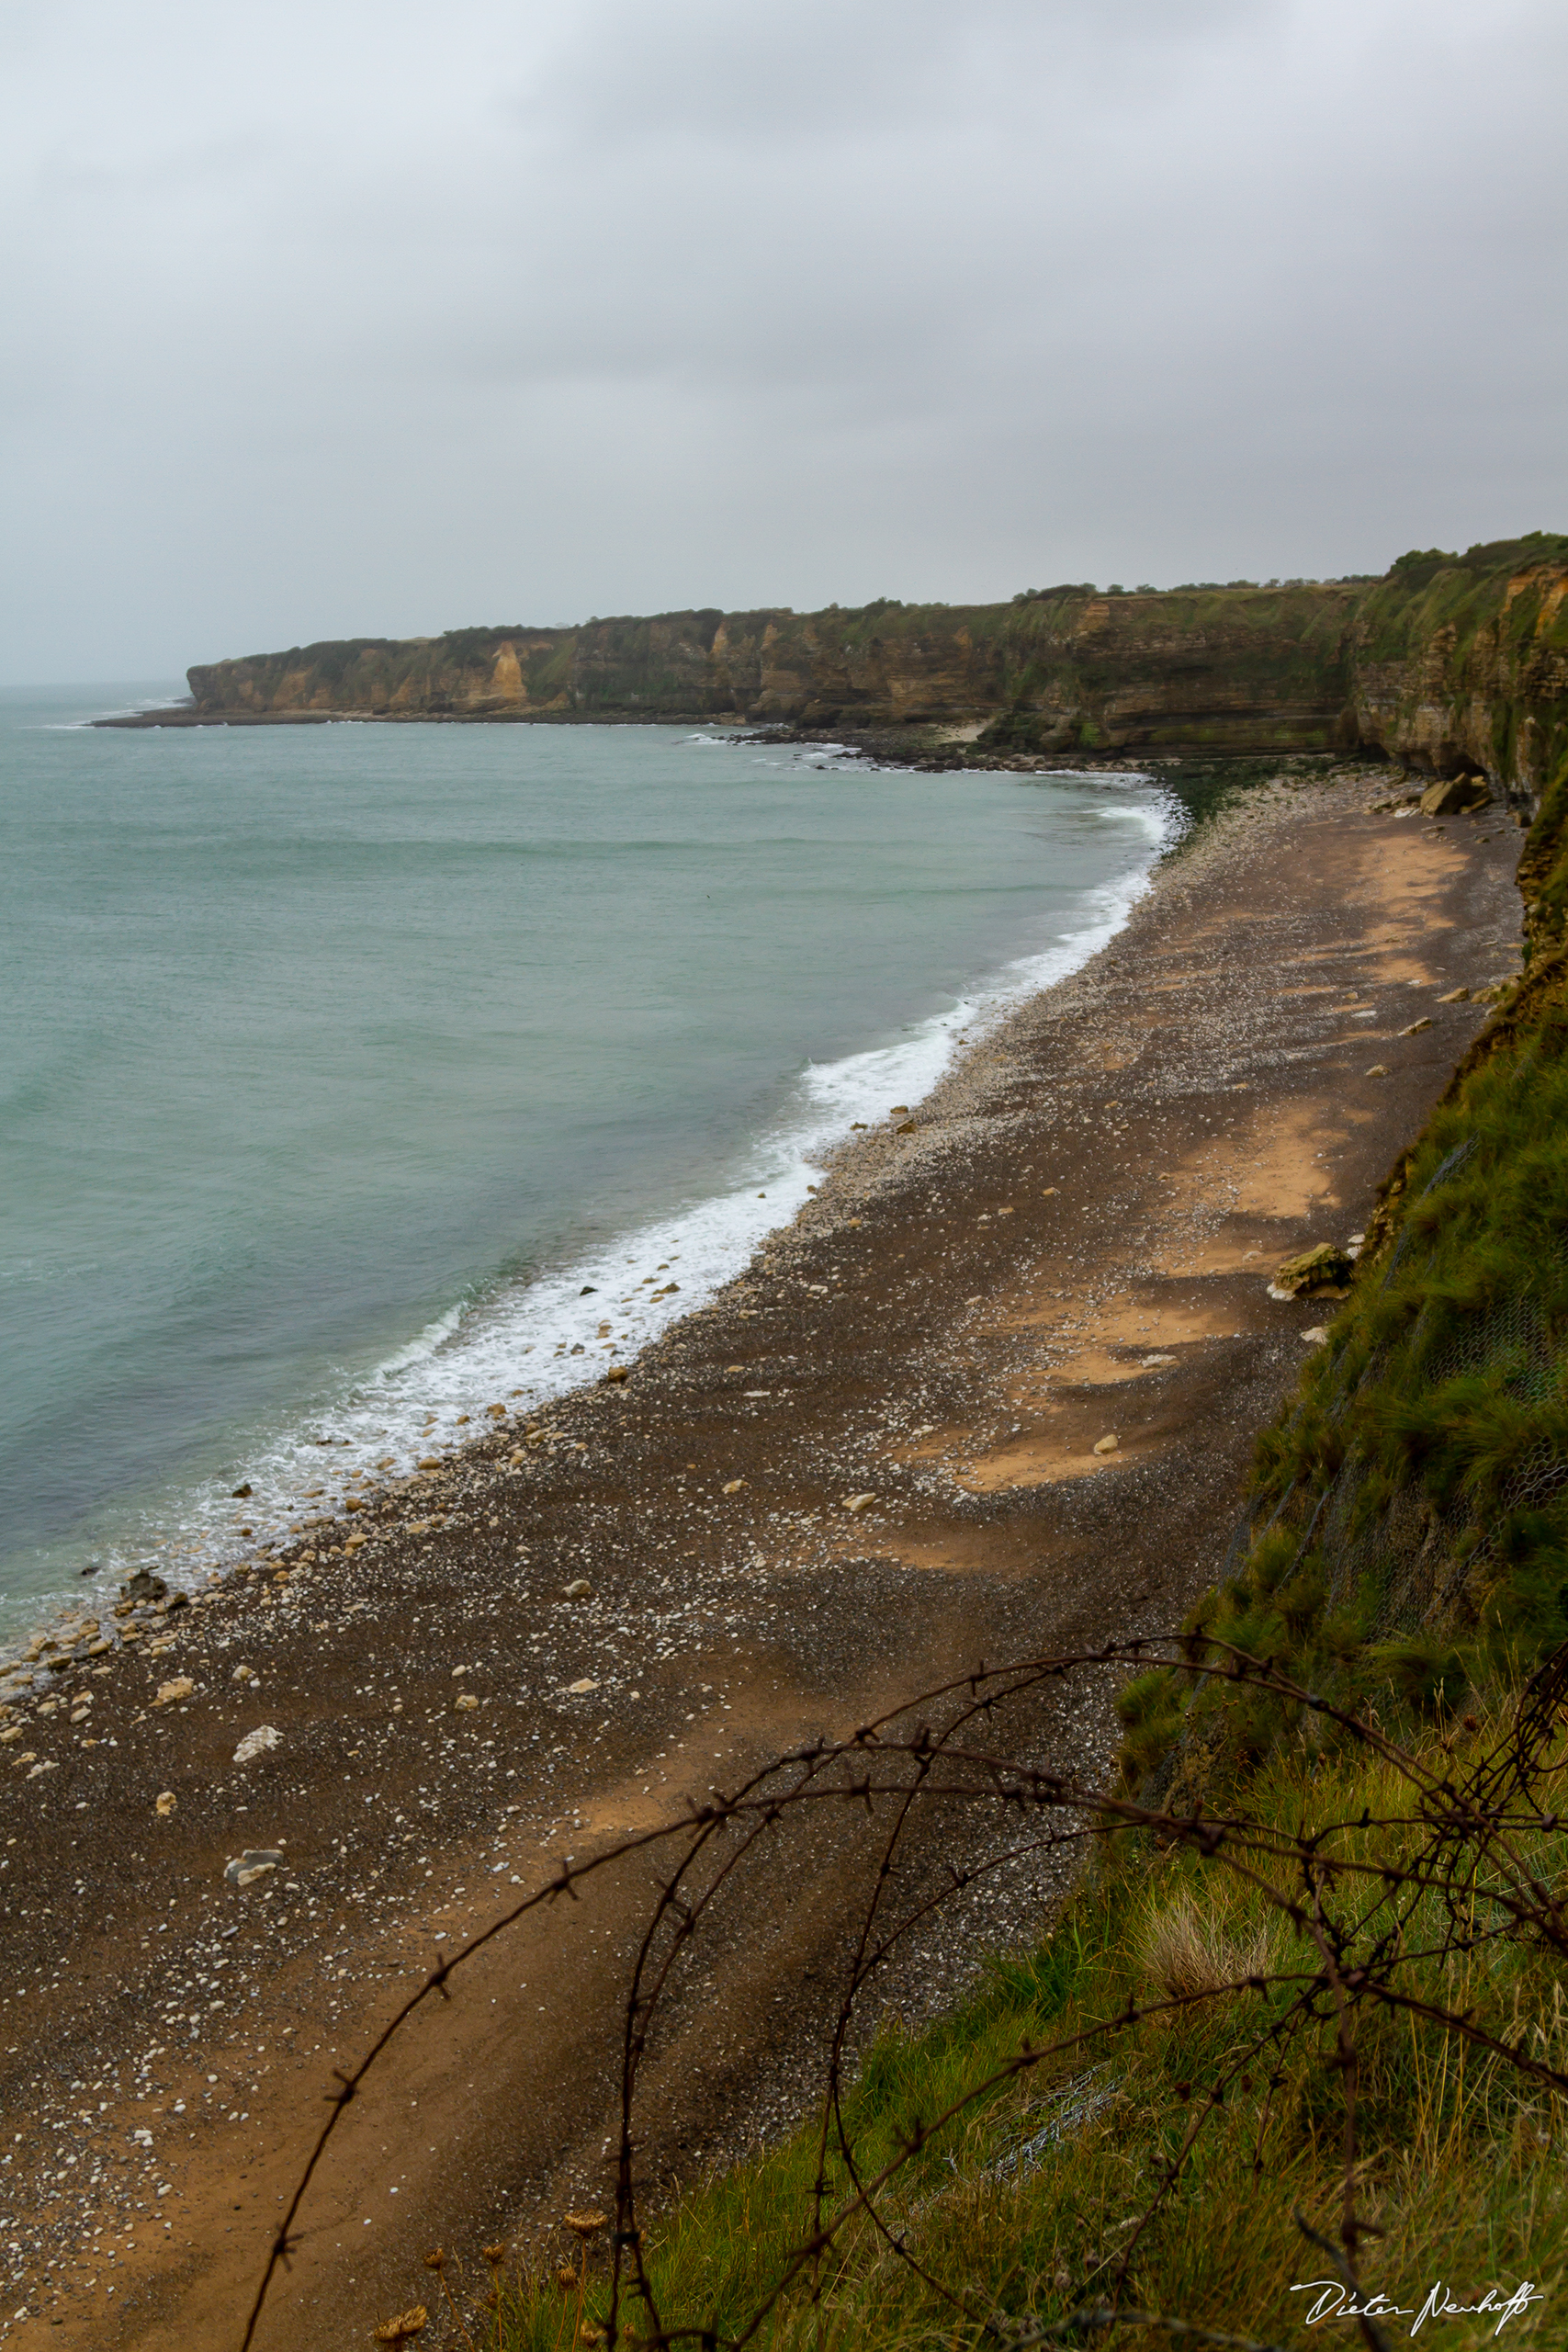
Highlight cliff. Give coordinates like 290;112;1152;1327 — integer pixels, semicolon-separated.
173;532;1568;793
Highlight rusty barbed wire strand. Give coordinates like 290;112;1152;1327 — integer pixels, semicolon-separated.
240;1634;1568;2352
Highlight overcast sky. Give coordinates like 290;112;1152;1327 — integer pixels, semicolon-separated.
3;0;1563;683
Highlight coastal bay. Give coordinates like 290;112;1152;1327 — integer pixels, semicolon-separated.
0;768;1523;2347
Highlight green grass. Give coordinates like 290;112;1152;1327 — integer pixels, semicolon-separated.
444;1710;1568;2352
377;725;1568;2352
1111;926;1568;1807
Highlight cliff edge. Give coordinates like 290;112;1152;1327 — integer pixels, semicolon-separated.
155;532;1568;795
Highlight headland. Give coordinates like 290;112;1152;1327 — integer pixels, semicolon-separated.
97;535;1568;797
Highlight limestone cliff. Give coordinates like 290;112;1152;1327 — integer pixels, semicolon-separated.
1349;537;1568;794
175;532;1567;793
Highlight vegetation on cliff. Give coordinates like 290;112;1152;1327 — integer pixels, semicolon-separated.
185;535;1568;778
461;613;1568;2350
478;1699;1567;2350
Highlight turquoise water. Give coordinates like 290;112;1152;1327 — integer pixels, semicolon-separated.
0;688;1171;1637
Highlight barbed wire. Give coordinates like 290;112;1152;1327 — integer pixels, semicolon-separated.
241;1633;1568;2352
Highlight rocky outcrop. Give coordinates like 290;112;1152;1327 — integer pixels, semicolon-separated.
174;533;1568;789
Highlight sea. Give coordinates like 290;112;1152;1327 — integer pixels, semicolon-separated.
0;685;1181;1644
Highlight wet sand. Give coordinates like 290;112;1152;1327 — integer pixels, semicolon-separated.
0;771;1525;2346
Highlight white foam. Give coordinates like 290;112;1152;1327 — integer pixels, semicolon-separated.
28;771;1175;1623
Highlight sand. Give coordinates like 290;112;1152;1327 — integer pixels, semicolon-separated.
0;770;1524;2347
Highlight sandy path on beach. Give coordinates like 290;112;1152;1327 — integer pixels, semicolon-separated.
0;774;1523;2348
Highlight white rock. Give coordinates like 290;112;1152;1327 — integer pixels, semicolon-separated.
224;1848;283;1887
233;1724;282;1765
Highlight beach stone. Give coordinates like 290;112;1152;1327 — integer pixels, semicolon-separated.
231;1484;253;1499
225;1849;282;1888
233;1724;281;1764
563;1578;593;1600
152;1678;194;1708
454;1693;479;1713
1303;1327;1329;1345
842;1492;878;1513
722;1478;746;1494
123;1569;167;1603
566;1678;599;1696
1437;986;1471;1002
154;1792;176;1817
1365;1063;1390;1077
1398;1016;1432;1036
1269;1242;1353;1299
231;1664;257;1682
604;1366;629;1384
1092;1435;1119;1455
0;1726;22;1744
895;1120;917;1136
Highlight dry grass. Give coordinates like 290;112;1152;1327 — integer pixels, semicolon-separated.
1135;1884;1274;2006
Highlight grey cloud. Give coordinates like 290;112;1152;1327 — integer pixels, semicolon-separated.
0;0;1562;681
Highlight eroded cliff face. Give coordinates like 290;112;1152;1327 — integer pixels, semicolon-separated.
1349;540;1568;795
184;534;1568;787
185;587;1361;751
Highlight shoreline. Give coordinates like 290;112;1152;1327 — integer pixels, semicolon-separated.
0;764;1525;2348
0;754;1170;1658
88;704;1359;781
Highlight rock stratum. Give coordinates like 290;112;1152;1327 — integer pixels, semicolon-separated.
152;531;1568;797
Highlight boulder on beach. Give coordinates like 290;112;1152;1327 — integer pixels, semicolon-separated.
1420;773;1490;817
1269;1241;1355;1299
